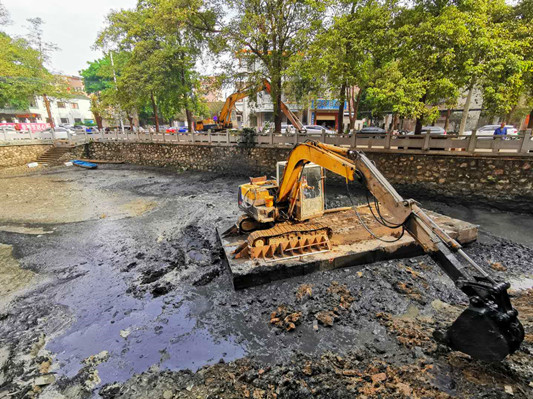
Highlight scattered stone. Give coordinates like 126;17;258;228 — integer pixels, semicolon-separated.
83;350;109;367
342;369;359;377
39;360;51;374
490;262;507;271
504;385;513;395
270;305;302;331
315;310;336;327
371;372;387;384
313;320;319;331
34;374;55;386
327;281;355;309
295;284;313;301
396;382;412;396
120;329;131;339
163;389;173;398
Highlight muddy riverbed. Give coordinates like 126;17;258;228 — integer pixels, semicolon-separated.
0;164;531;398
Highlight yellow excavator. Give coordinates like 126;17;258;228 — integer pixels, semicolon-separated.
224;140;524;362
196;79;304;132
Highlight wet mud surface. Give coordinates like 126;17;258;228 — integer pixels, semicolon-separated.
0;165;531;398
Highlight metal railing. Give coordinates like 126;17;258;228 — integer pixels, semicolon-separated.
1;127;531;156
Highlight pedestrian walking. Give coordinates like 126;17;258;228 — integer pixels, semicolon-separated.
494;122;507;136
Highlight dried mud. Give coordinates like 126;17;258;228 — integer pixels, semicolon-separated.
0;164;531;399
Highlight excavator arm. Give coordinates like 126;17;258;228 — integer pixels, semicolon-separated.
276;141;524;361
206;79;305;131
218;90;251;128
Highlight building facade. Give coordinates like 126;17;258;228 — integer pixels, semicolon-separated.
236;91;305;130
0;75;95;130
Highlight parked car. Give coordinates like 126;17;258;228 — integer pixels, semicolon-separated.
358;126;386;134
105;126;132;132
407;126;446;135
166;126;188;133
303;125;335;135
280;124;295;134
41;127;75;139
462;124;518;137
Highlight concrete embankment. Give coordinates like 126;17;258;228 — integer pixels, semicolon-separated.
82;142;533;212
0;143;52;167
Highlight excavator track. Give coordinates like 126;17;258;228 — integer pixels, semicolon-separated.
234;222;332;260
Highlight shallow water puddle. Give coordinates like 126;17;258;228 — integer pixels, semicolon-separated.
46;261;245;385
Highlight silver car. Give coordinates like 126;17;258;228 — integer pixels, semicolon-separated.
408;126;446;135
466;125;518;137
303;125;335;135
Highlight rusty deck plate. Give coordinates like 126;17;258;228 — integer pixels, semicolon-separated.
218;206;478;290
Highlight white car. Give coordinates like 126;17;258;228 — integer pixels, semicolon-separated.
280;124;296;134
463;125;518;137
41;127;75;139
303;125;336;135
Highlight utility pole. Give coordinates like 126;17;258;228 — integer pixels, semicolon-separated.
110;51;125;134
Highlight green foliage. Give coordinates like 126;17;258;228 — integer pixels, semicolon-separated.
95;0;217;126
223;0;326;130
0;32;43;108
0;12;70;109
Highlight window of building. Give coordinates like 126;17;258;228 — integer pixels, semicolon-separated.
74;118;82;123
71;103;79;109
57;102;66;108
60;118;69;124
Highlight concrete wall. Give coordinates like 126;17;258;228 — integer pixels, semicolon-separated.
0;144;52;167
85;142;532;211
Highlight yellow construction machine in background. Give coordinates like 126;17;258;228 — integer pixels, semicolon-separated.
196;79;304;132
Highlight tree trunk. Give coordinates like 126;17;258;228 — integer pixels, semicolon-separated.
131;109;139;129
391;113;399;132
94;113;103;130
459;80;475;135
337;83;346;134
528;109;533;129
347;87;353;130
186;109;193;132
444;109;451;132
353;88;362;130
271;70;282;133
150;91;160;133
43;94;54;128
415;93;428;135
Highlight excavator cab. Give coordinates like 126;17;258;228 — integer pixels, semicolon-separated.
276;162;325;221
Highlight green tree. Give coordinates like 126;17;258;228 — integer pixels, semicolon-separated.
97;0;216;132
25;17;70;127
224;0;325;132
293;0;398;133
0;33;43;109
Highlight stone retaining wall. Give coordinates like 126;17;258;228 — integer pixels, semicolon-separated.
85;142;532;211
0;144;52;168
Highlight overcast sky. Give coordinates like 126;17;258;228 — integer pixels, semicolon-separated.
2;0;136;76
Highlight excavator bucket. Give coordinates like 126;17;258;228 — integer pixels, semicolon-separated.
441;304;524;362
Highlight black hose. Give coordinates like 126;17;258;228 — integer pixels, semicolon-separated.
346;181;405;243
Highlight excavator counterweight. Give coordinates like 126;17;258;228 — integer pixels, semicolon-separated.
220;140;524;361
